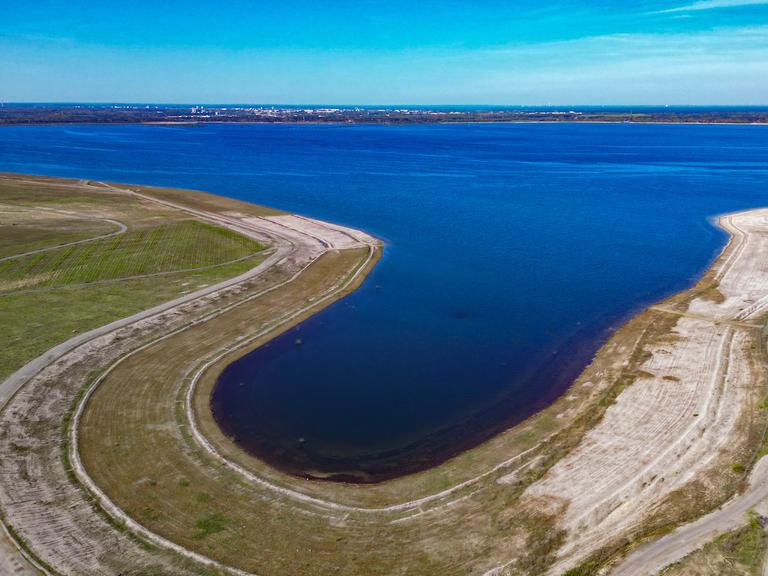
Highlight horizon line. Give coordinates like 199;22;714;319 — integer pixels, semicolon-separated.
4;102;768;109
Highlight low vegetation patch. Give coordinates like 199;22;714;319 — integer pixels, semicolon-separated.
0;220;262;292
0;176;266;381
194;512;229;540
0;216;113;259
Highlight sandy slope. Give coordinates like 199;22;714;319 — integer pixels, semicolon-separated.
509;209;768;575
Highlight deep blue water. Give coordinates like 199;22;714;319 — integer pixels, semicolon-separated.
1;123;767;481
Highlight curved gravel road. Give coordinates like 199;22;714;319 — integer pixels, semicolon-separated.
0;184;298;574
0;214;127;264
611;456;768;576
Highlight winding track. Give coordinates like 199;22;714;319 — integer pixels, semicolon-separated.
4;181;767;575
612;456;768;575
0;181;384;575
0;213;127;265
0;208;294;409
0;183;306;574
67;233;378;576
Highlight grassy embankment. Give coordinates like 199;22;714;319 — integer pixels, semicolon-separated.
79;208;768;575
0;174;268;381
15;172;762;576
77;252;692;575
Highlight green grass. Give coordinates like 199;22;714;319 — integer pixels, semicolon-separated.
0;220;113;259
0;256;263;380
194;512;228;539
0;220;263;292
0;175;268;385
194;492;212;504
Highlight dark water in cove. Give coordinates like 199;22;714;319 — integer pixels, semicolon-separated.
1;123;767;481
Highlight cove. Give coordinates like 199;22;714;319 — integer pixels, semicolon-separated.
1;122;767;482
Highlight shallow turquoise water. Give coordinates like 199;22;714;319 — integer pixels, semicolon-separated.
1;122;767;481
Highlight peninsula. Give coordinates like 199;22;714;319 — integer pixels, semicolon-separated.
1;172;767;576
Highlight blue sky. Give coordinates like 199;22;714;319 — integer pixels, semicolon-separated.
1;0;768;104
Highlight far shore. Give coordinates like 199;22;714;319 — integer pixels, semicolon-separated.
0;119;767;128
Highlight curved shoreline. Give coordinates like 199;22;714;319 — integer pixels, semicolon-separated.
204;304;609;483
186;205;768;576
0;175;381;574
188;209;747;499
3;171;767;576
523;209;768;575
88;199;767;576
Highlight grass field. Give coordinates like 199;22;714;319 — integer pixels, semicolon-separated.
0;210;115;259
0;258;262;382
0;174;267;381
0;219;263;292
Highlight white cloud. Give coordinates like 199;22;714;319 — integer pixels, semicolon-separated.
658;0;768;13
2;22;768;104
412;25;768;104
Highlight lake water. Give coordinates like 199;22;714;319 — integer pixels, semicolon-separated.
1;123;767;482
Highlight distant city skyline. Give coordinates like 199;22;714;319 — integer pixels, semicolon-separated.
2;0;768;104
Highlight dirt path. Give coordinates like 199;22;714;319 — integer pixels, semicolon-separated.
0;209;131;576
0;249;272;297
484;209;768;576
0;181;305;409
0;245;292;408
612;456;768;576
0;193;294;575
0;214;127;264
0;181;379;575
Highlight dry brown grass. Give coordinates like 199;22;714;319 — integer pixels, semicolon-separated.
128;182;286;217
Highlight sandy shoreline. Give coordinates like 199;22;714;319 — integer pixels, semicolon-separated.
185;202;768;575
514;208;768;574
1;171;767;575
